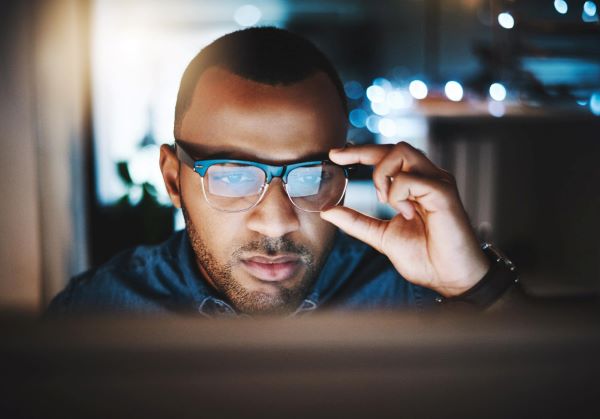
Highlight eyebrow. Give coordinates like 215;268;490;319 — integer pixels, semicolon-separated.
175;141;331;164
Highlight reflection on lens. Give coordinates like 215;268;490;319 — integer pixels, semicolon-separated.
203;164;265;212
207;165;263;197
287;166;323;197
287;162;347;212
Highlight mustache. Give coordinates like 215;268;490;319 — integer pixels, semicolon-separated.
232;237;313;262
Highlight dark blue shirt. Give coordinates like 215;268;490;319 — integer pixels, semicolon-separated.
48;230;440;316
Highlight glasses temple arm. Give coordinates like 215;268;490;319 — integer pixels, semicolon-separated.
175;143;196;170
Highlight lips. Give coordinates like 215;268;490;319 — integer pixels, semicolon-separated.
240;255;302;282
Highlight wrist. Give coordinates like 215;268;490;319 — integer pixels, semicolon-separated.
434;243;519;308
436;249;491;298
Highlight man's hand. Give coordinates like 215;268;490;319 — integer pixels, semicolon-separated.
320;142;490;297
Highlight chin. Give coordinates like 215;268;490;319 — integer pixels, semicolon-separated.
235;291;290;316
227;270;306;315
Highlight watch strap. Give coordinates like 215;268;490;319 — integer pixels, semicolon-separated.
434;243;520;309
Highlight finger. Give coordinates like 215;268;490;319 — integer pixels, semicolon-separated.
396;200;416;220
373;142;444;201
387;171;456;214
328;144;395;202
328;144;393;166
320;206;388;253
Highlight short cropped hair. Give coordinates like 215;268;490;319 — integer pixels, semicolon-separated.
174;26;348;135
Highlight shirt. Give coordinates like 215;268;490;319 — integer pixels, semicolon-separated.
47;230;441;316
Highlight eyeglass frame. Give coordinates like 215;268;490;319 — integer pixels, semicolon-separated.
174;142;351;213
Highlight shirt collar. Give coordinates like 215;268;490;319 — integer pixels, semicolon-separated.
300;230;370;307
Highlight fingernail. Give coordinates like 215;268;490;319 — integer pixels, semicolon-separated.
376;189;383;203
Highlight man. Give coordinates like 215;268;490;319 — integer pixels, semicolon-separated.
48;27;519;316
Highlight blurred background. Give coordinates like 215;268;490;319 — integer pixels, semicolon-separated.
1;0;599;313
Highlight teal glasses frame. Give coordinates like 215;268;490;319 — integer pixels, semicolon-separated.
174;143;351;213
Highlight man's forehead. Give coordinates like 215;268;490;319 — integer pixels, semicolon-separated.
177;68;347;161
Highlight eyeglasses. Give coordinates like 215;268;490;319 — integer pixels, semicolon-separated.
175;143;350;213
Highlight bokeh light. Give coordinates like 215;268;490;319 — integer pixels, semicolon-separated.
590;92;600;116
366;115;381;133
387;90;412;109
444;81;464;102
233;4;262;27
554;0;568;14
378;118;397;137
408;80;428;100
344;81;364;100
498;12;515;29
584;1;597;16
349;109;368;128
371;101;391;116
488;101;506;117
489;83;507;101
372;77;392;90
366;85;386;103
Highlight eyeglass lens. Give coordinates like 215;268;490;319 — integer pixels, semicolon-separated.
202;162;346;212
286;162;347;212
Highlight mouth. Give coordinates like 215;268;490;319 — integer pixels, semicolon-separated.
240;254;303;282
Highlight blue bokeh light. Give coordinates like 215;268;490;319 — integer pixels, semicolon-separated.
584;1;597;16
554;0;568;14
233;4;262;27
372;77;392;90
349;109;368;128
590;92;600;116
366;115;381;134
582;1;598;21
344;81;364;100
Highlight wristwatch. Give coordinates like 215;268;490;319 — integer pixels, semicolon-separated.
434;243;520;309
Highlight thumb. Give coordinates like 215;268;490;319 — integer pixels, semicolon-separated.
320;206;387;253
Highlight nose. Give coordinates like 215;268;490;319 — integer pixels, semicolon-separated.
245;178;301;238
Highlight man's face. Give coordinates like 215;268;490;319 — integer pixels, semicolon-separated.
162;67;347;315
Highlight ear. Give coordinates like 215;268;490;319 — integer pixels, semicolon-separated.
159;144;182;209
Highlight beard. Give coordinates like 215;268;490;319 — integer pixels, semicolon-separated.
181;200;329;316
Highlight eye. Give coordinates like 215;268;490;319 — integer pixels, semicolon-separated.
297;174;322;184
298;170;334;183
214;172;255;184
